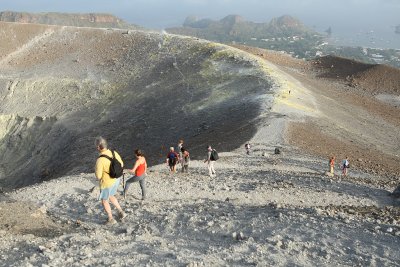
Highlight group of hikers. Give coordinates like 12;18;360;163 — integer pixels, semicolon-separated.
329;156;350;176
165;140;190;174
94;136;219;225
94;136;350;225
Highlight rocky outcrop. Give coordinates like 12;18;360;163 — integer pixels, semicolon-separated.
0;11;135;29
168;14;314;38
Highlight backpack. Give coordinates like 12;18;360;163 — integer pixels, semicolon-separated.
168;152;177;164
99;150;123;178
210;149;219;161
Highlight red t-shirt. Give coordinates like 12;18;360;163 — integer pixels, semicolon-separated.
136;162;146;176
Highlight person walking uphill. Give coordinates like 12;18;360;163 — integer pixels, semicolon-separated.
177;140;184;171
166;147;179;173
181;147;190;173
342;157;350;176
123;149;147;201
245;143;251;155
94;137;126;225
329;156;335;176
204;145;218;177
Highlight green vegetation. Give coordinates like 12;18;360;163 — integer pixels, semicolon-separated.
168;15;324;58
168;15;400;69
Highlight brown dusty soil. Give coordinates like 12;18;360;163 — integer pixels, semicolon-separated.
311;55;400;95
288;122;400;181
232;45;400;181
0;201;70;237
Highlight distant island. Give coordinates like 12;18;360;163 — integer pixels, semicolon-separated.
167;15;400;69
167;15;323;59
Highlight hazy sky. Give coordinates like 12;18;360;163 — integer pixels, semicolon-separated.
1;0;399;48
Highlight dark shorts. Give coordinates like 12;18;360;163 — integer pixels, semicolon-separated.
169;159;177;166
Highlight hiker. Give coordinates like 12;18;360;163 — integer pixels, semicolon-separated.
329;156;335;176
123;149;147;201
181;147;190;173
166;147;179;173
204;145;217;177
245;143;251;155
177;139;184;171
94;137;126;225
342;157;349;176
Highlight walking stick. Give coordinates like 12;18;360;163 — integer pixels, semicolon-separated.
122;173;126;200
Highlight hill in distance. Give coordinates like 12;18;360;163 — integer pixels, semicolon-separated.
169;15;400;69
0;10;137;29
168;14;318;42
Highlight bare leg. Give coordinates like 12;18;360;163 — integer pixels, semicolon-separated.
109;195;123;213
101;199;113;220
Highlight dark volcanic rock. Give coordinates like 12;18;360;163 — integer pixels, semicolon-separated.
0;23;272;189
392;185;400;198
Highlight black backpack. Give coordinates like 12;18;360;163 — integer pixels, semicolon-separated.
99;150;123;178
210;149;219;161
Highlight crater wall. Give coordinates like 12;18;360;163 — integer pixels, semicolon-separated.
0;22;273;189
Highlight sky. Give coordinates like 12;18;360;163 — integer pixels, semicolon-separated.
1;0;399;48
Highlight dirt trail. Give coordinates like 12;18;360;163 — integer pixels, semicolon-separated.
233;45;400;179
1;147;398;266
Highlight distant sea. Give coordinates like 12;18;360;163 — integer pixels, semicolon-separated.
324;28;400;50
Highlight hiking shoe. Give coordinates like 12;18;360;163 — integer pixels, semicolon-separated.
105;218;117;225
119;211;127;220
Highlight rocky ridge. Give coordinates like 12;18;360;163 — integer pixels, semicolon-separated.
0;11;136;29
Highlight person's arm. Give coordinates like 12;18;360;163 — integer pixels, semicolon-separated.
95;159;103;180
204;152;210;163
145;159;148;175
124;160;140;175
